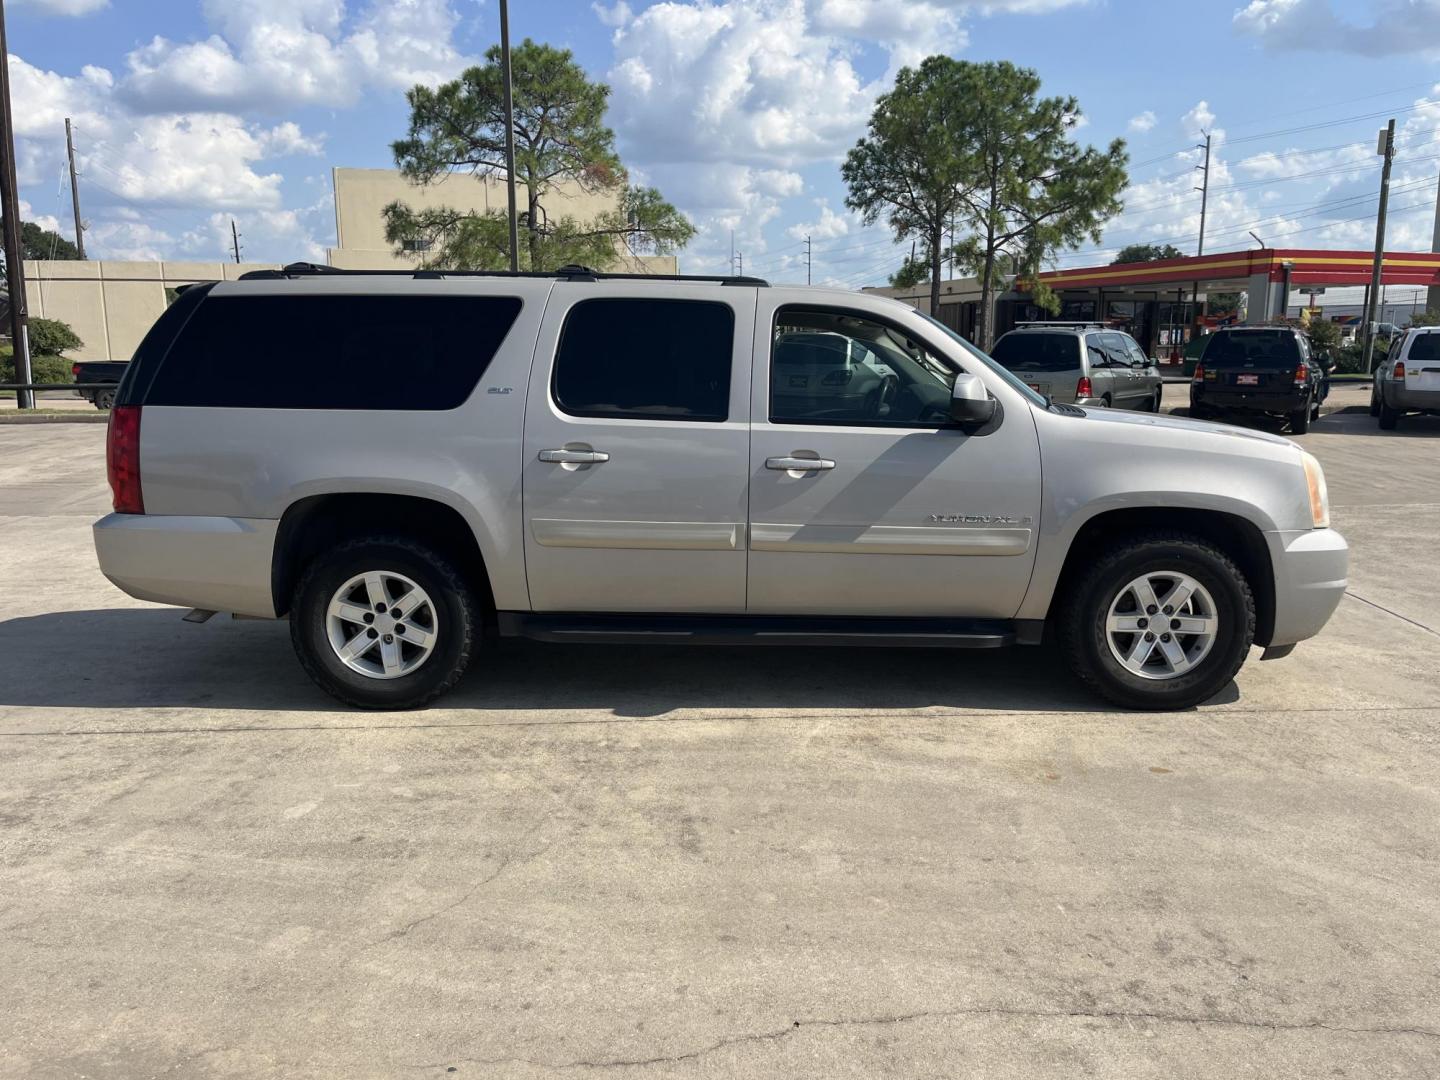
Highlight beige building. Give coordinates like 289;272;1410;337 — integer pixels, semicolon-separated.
329;166;678;274
23;260;278;363
20;167;678;362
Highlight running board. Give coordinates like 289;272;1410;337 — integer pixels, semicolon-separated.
497;612;1026;649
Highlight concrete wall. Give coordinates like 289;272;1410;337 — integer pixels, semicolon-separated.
329;166;677;274
23;261;278;362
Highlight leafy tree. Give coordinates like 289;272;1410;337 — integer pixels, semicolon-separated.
387;40;693;271
1408;308;1440;327
0;220;82;275
0;317;81;385
28;316;82;356
1111;242;1184;265
843;57;977;317
888;253;930;289
947;61;1128;348
1304;315;1341;354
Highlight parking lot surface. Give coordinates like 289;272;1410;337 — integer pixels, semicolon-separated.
2;395;1438;1079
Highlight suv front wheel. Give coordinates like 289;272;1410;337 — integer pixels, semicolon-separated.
291;536;478;709
1059;533;1255;710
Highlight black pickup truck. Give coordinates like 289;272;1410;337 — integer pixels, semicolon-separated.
71;360;128;410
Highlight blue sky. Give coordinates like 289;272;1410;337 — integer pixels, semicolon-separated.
9;0;1440;298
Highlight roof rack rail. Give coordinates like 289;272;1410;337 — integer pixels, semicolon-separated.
238;261;770;286
1014;320;1106;329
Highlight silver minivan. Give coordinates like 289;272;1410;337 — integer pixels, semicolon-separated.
989;323;1164;411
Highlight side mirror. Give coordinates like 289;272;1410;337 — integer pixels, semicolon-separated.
949;373;997;432
1131;359;1147;369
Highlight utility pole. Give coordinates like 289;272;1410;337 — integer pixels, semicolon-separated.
230;219;242;263
0;0;33;409
736;251;743;277
1428;171;1440;316
804;235;811;285
1363;119;1395;375
1192;131;1211;330
498;0;519;273
1194;132;1211;257
64;117;85;259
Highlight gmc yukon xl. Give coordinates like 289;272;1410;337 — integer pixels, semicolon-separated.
94;264;1348;711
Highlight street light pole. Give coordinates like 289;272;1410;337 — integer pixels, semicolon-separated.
0;0;33;409
499;0;520;273
1362;119;1395;376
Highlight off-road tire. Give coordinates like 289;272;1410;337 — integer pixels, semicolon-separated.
291;536;477;709
96;389;116;411
1378;401;1400;430
1058;532;1255;710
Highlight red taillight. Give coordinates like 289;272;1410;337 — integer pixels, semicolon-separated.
107;405;144;514
1076;375;1094;399
1393;361;1406;380
1293;363;1309;385
71;362;81;378
1191;362;1204;384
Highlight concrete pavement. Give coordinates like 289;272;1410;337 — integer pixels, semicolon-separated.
1;407;1438;1079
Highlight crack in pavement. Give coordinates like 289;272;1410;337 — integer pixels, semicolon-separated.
1344;590;1439;636
404;1004;1440;1071
371;825;559;945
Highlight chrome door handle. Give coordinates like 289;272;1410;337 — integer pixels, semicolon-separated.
766;455;835;471
539;449;610;464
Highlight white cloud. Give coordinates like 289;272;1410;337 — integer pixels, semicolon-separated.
786;199;854;240
1128;110;1156;133
120;0;474;114
85;220;175;261
1233;0;1440;57
592;0;634;26
605;0;884;168
17;199;62;236
9;0;108;14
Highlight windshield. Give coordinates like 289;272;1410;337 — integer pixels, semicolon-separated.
989;332;1080;372
916;313;1048;407
1201;330;1301;368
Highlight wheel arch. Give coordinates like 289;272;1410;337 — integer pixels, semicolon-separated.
1037;506;1276;647
271;492;497;623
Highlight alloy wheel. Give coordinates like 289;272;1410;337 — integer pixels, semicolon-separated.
1104;571;1218;680
325;570;438;679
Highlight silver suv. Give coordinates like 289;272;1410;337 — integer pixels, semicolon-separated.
989;323;1164;412
1371;326;1440;429
93;265;1347;711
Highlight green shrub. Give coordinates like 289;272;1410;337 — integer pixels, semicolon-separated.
1332;344;1367;374
28;317;82;356
1;350;74;384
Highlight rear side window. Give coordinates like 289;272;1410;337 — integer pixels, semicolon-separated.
989;332;1079;372
1202;330;1300;368
1409;333;1440;363
145;293;522;410
552;298;733;422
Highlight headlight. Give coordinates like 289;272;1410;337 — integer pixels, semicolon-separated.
1301;451;1329;529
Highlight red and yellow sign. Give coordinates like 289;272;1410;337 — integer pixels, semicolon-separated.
1033;248;1440;291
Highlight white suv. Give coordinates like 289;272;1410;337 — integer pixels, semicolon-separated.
93;265;1347;711
1372;326;1440;429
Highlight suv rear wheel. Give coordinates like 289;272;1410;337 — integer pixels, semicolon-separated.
1059;533;1255;710
1378;400;1401;430
291;536;477;709
1289;396;1312;434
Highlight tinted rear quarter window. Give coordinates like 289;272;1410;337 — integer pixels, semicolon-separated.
989;333;1080;372
1202;330;1300;368
145;293;522;409
1408;333;1440;363
552;298;734;422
